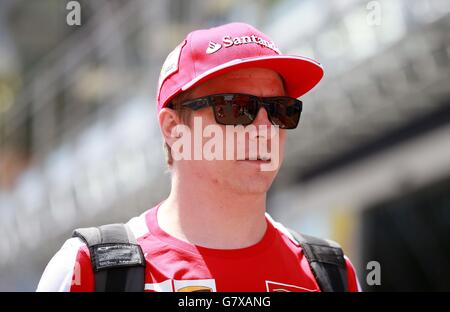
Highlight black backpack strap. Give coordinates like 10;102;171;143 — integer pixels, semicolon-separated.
72;223;145;292
288;229;348;292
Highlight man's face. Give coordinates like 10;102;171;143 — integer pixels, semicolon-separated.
174;67;286;195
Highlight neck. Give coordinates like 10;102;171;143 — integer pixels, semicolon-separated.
157;171;268;249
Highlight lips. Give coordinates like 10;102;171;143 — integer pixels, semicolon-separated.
237;156;271;162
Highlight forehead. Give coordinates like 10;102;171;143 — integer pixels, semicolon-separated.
188;67;285;98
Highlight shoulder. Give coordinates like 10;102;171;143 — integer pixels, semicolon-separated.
265;212;361;292
126;210;151;240
36;237;86;292
36;210;151;292
265;212;300;246
344;255;362;292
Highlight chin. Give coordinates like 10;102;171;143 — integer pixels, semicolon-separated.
235;182;272;195
229;174;276;195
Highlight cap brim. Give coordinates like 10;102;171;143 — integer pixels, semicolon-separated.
181;55;324;99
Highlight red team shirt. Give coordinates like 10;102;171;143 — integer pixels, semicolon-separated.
37;203;360;292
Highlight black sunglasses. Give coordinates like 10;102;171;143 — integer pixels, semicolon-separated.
179;93;302;129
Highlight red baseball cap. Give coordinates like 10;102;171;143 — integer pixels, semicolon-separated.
156;22;323;112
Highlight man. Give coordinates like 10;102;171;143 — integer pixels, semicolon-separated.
37;22;360;292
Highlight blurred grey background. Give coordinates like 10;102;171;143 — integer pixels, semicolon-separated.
1;0;450;291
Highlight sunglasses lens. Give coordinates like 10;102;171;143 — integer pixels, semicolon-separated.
207;94;301;129
212;94;257;126
266;98;302;129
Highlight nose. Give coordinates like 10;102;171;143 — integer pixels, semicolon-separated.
252;106;272;127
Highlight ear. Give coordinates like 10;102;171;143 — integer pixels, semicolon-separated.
158;108;182;148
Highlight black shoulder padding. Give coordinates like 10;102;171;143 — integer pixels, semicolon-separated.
73;223;145;292
288;229;348;292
